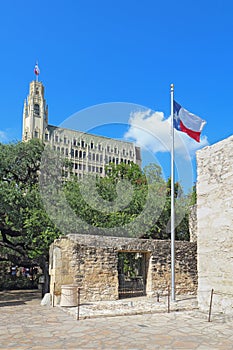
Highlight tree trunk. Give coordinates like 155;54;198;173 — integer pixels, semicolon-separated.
40;260;50;298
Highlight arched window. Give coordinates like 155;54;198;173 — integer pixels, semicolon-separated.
34;104;40;116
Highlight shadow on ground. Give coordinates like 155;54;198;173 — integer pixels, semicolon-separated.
0;289;41;307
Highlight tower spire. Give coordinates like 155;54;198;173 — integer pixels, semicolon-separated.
22;77;48;142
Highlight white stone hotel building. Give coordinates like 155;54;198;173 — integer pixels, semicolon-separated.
22;80;141;178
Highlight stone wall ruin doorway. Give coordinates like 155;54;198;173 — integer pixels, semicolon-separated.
117;251;149;299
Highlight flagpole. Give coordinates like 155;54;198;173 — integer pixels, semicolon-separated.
36;61;38;82
170;83;175;301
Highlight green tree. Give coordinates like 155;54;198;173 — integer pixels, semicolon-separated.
0;140;60;293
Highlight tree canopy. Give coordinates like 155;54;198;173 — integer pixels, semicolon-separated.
0;140;193;276
0;139;60;270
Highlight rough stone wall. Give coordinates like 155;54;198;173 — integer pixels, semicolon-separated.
50;234;197;304
196;135;233;314
72;245;119;301
49;237;77;305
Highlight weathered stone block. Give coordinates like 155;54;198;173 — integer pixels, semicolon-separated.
50;234;197;303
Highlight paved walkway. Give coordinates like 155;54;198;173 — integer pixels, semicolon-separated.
0;290;233;349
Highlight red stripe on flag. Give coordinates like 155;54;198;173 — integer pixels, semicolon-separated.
180;120;201;142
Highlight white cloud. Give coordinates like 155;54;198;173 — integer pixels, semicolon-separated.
0;131;8;143
124;109;208;159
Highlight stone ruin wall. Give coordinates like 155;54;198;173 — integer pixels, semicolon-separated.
50;234;197;304
197;135;233;314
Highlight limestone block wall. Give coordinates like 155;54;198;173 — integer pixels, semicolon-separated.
197;135;233;314
49;237;77;304
72;245;119;301
50;234;197;304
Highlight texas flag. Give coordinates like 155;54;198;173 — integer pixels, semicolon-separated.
34;63;40;76
173;100;206;142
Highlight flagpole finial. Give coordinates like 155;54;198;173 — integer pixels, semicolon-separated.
170;83;174;91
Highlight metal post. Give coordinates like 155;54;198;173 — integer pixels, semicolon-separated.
77;288;81;321
168;286;170;313
208;289;214;322
170;83;176;301
52;282;55;307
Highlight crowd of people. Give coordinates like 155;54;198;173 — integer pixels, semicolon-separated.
10;266;39;280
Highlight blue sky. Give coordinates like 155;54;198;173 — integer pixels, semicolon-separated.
1;0;233;190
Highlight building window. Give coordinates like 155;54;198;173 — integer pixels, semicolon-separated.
44;133;49;141
75;150;78;157
98;144;101;151
114;147;117;154
79;150;82;158
92;154;95;161
81;140;85;148
64;137;67;144
88;165;91;172
71;149;74;157
100;167;103;173
73;139;77;146
90;142;94;149
61;147;64;154
100;154;103;162
79;163;82;170
34;130;39;138
65;148;68;156
116;158;119;164
107;146;110;152
88;153;91;160
83;151;86;159
74;163;78;170
34;104;40;116
92;166;95;172
96;154;99;161
83;164;86;171
55;135;59;142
